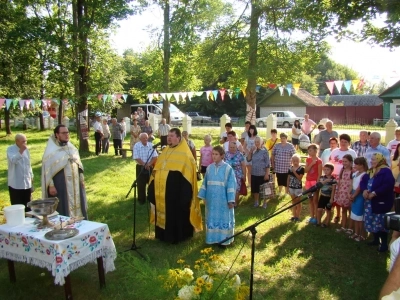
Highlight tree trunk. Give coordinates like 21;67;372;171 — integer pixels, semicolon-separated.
245;1;261;125
5;106;11;135
162;0;171;124
73;0;89;151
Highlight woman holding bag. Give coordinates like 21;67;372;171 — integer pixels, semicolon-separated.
225;142;246;207
247;136;271;208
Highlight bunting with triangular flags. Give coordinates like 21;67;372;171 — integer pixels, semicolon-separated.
326;82;335;94
343;80;352;93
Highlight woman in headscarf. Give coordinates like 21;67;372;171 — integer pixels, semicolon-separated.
361;153;395;252
225;141;246;206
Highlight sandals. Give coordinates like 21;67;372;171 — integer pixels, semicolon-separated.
253;202;259;207
349;233;358;239
354;235;365;242
321;224;328;228
345;229;354;235
335;227;347;233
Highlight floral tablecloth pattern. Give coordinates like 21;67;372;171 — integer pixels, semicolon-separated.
0;217;117;285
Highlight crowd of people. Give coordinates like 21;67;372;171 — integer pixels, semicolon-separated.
7;114;400;298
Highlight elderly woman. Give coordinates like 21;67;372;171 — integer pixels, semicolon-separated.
271;133;296;195
225;141;246;207
130;118;141;150
247;136;270;208
361;153;395;252
141;120;154;142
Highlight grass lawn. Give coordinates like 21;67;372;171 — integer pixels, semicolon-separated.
0;127;391;300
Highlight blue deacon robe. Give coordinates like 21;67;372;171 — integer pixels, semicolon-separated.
198;162;236;245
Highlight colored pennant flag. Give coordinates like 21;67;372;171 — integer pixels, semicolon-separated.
206;91;212;100
234;88;241;99
343;80;352;93
166;93;173;101
13;99;19;109
0;98;5;108
196;91;204;97
187;92;194;101
46;100;52;107
25;100;31;109
334;80;344;94
6;99;12;110
293;83;301;94
256;85;261;93
325;81;335;94
268;83;277;89
278;86;284;96
219;89;226;100
212;90;218;101
351;79;360;90
148;94;154;103
53;99;60;105
42;100;47;108
160;93;166;100
241;87;246;97
228;90;233;99
122;94;128;102
98;94;103;101
286;84;293;96
19;100;25;110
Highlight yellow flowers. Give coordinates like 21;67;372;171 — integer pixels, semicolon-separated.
161;248;249;299
193;286;202;295
196;277;205;286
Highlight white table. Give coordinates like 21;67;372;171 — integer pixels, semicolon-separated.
0;216;117;299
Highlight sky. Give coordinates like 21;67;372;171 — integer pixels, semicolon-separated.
110;7;400;87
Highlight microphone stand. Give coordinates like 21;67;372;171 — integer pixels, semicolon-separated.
219;192;316;300
124;146;157;258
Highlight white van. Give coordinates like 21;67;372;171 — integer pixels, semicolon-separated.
131;103;184;125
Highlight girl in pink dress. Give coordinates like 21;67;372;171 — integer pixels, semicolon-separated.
334;154;353;233
199;135;213;178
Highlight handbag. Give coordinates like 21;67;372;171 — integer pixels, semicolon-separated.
239;178;247;196
259;174;276;200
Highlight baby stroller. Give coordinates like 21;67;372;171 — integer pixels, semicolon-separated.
299;134;311;154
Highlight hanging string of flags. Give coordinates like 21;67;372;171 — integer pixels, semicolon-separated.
0;79;363;110
0;94;129;111
325;79;364;94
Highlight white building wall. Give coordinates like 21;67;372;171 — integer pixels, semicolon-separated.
259;107;306;118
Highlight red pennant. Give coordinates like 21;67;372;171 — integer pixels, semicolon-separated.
325;81;335;94
97;94;103;101
219;89;226;101
268;83;277;89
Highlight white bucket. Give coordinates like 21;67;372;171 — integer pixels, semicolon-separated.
3;205;25;227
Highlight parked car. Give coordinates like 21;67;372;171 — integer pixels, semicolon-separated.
256;111;304;128
186;112;212;124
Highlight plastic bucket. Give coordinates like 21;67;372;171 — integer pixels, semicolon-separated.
3;204;25;227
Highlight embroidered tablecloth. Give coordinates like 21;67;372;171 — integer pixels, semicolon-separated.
0;216;117;285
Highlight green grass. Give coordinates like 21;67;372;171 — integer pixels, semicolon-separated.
0;127;390;300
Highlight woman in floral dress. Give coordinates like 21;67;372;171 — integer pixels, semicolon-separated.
130;118;141;149
225;142;246;206
361;153;394;252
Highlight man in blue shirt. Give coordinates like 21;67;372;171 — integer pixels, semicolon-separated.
365;132;391;168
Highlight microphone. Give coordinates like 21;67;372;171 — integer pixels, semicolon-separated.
152;142;161;149
296;182;323;197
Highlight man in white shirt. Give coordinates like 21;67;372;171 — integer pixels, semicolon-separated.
158;118;171;147
386;127;400;156
7;133;33;210
133;133;158;204
93;112;103;156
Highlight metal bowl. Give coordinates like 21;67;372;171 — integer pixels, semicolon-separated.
27;198;59;215
27;198;59;228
